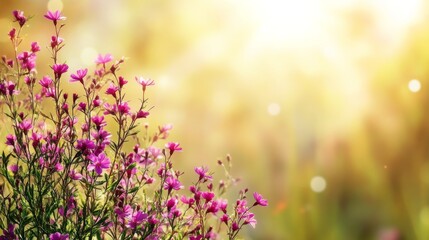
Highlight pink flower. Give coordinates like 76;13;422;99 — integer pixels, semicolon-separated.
253;192;268;207
70;68;87;83
202;191;215;202
13;10;27;27
165;142;182;155
44;10;66;25
105;83;119;97
39;76;53;88
118;102;130;115
88;153;111;175
95;54;113;64
31;42;40;53
135;76;154;91
9;164;19;174
49;232;69;240
52;63;68;78
8;28;16;40
126;211;147;229
119;76;128;87
19;119;32;134
194;166;212;181
114;204;132;219
69;170;82;180
50;36;64;48
163;176;183;192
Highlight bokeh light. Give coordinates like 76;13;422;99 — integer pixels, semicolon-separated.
409;79;421;93
310;176;327;193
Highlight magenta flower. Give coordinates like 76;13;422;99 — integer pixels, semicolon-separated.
253;192;268;207
118;102;130;115
31;42;40;53
9;164;18;174
114;204;132;219
18;119;32;134
13;10;27;27
135;76;155;91
70;68;87;83
126;211;147;229
0;224;17;240
49;232;69;240
69;170;82;180
88;153;111;175
50;36;64;48
163;176;183;192
39;76;53;88
165;142;182;155
202;191;215;202
52;63;68;78
95;54;113;64
8;28;16;40
44;10;66;25
194;166;212;181
105;83;119;97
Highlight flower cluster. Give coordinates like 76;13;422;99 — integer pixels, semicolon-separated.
0;10;267;239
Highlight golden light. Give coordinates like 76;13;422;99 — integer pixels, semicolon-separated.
310;176;327;193
267;102;281;116
409;79;421;93
80;47;98;66
47;0;64;12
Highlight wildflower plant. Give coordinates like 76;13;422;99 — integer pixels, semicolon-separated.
0;10;267;239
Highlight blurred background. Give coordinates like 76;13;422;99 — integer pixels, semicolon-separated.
2;0;429;239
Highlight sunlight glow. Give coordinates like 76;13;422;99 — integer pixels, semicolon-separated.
409;79;421;93
311;176;327;193
80;47;98;66
47;0;64;12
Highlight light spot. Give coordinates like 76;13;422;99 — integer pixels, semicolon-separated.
80;47;98;66
47;0;64;12
310;176;326;193
409;79;421;93
267;102;281;116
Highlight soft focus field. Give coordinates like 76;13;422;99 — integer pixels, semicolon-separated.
1;1;429;239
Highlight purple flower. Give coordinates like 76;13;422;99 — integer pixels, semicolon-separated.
194;166;212;181
50;36;64;48
95;54;113;64
49;232;69;240
39;76;53;88
13;10;26;27
69;170;82;180
114;204;132;219
8;28;16;40
31;42;40;53
105;83;119;97
75;139;96;155
17;51;36;71
0;224;17;240
118;102;130;115
9;164;18;174
18;119;32;134
52;63;68;78
163;176;183;192
44;10;66;25
70;68;87;83
165;142;182;155
202;191;215;202
126;211;147;229
88;153;110;175
253;192;268;207
135;76;154;91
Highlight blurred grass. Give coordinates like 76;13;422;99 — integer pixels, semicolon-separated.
2;0;429;239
